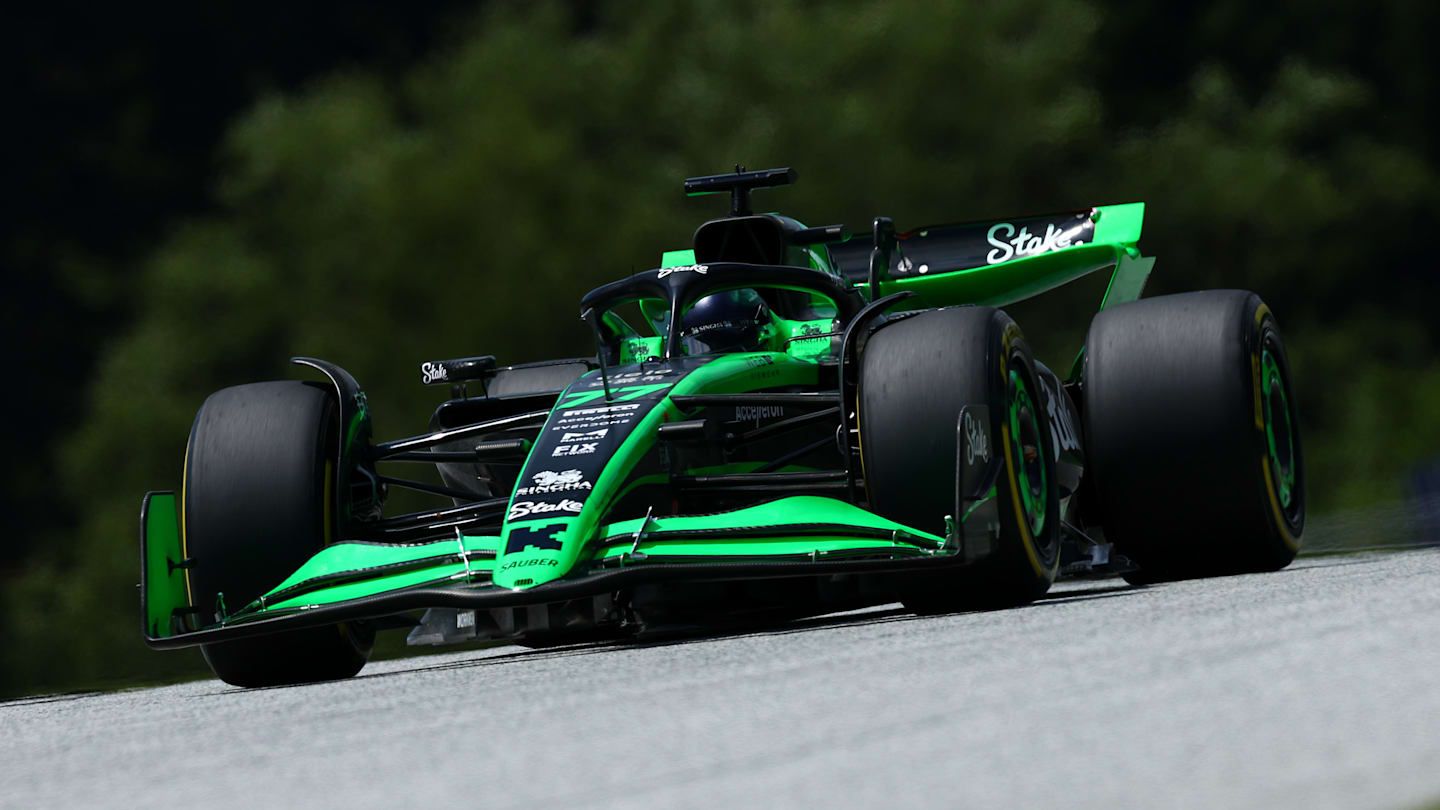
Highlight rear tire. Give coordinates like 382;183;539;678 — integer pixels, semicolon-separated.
1082;290;1303;582
859;307;1061;612
183;381;372;687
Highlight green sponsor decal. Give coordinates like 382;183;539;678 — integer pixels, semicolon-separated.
555;383;672;410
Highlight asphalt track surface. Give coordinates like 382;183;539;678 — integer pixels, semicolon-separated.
5;549;1440;810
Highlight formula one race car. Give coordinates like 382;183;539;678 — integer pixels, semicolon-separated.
141;168;1304;686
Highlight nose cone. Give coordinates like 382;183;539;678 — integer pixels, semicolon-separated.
492;359;702;590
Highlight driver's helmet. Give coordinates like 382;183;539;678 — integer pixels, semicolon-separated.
679;289;772;355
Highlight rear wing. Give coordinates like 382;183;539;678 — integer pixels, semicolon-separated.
828;202;1152;311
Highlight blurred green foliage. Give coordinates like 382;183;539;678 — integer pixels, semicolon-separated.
6;0;1438;697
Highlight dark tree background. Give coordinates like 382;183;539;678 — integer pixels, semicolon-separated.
4;0;1436;697
4;2;476;567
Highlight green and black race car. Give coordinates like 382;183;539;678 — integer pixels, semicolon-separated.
141;168;1304;687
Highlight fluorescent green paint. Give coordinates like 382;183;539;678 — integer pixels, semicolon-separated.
597;495;941;540
592;537;931;561
660;249;697;268
263;535;499;596
1007;370;1047;536
259;563;475;614
1262;348;1296;509
875;201;1147;311
776;316;839;362
230;495;947;621
619;337;663;363
1090;201;1145;245
553;383;673;410
878;243;1128;309
142;492;188;640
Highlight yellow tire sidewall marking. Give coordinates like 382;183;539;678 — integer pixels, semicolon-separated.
1000;321;1052;579
180;439;193;608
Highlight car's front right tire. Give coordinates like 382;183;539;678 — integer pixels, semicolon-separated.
183;381;372;687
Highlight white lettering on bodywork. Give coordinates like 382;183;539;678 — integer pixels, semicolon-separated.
985;222;1085;264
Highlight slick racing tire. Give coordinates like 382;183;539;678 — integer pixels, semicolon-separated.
183;381;372;687
860;306;1061;613
1082;290;1303;582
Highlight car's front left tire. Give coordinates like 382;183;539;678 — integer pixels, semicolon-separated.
859;306;1061;613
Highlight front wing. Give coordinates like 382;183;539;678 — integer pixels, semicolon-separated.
141;494;995;649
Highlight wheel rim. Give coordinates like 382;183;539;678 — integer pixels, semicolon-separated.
1007;369;1047;537
1261;347;1297;512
